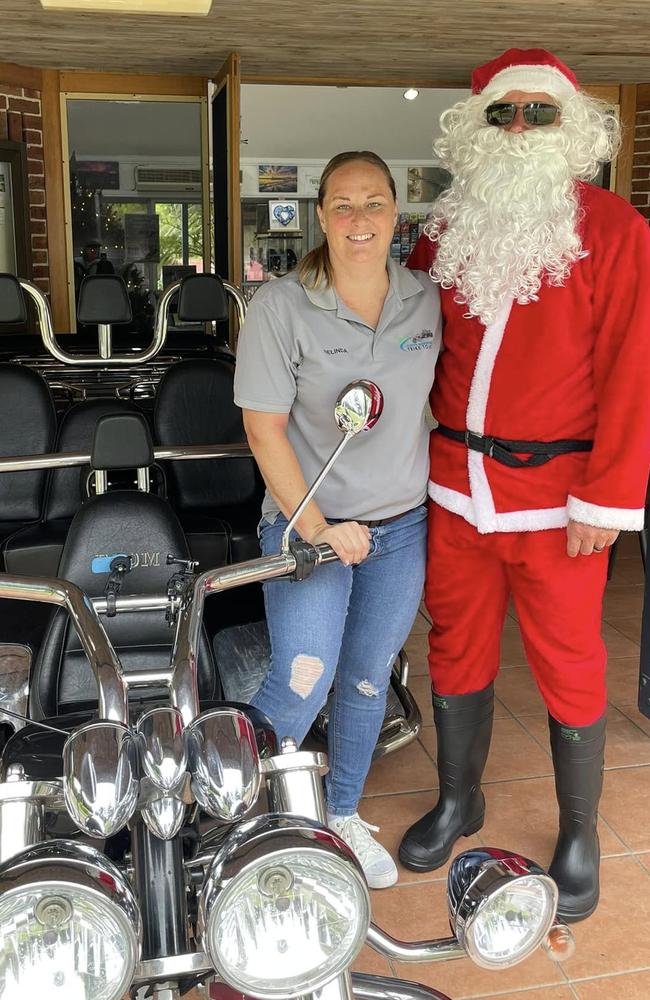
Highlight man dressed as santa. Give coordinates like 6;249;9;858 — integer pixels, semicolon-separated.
399;48;650;922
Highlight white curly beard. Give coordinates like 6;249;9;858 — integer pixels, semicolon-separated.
427;92;619;326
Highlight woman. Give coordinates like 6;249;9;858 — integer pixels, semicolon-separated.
234;151;441;888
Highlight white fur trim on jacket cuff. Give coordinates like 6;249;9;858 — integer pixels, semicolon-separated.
566;495;645;531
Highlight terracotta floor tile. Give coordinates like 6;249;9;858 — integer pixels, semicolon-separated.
352;944;393;977
417;718;552;783
602;587;645;620
599;765;650;851
472;989;575;1000
635;852;650;873
521;708;650;769
609;555;646;585
605;617;642;644
409;611;432;636
606;656;642;708
404;633;430;676
364;737;438;797
409;674;435;725
602;624;642;659
499;625;529;668
495;665;547;717
480;775;626;868
573;971;650;1000
620;706;650;736
371;882;565;997
558;856;650;979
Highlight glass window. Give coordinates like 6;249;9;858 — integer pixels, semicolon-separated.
66;98;204;335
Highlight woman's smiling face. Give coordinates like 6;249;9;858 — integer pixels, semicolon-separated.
317;159;397;270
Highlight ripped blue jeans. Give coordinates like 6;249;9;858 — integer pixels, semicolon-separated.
250;505;427;815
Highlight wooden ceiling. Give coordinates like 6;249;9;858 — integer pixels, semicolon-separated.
2;0;650;84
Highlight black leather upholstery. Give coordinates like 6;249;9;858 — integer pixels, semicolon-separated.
77;275;133;326
29;491;217;720
0;274;27;324
92;411;153;471
0;363;56;529
154;359;263;564
47;399;143;520
3;399;143;575
177;274;229;323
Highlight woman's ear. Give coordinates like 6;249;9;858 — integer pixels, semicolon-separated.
316;204;326;235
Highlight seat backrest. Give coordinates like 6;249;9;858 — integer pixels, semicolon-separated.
0;363;56;524
30;490;216;719
154;358;258;510
46;399;142;521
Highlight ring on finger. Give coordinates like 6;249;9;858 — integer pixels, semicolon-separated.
593;544;605;552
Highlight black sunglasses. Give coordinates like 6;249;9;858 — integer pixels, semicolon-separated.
485;101;561;127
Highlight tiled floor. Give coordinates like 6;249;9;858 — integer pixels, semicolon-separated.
353;531;650;999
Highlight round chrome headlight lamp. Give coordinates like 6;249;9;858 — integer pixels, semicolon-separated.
448;849;558;969
0;840;141;1000
198;814;371;999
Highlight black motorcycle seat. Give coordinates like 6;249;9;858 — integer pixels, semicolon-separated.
29;490;217;720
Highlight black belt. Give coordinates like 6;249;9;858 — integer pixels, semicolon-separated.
436;424;593;468
330;505;422;528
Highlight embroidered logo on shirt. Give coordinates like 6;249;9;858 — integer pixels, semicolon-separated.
400;329;434;351
324;347;349;355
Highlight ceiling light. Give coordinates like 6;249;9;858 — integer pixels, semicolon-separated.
40;0;212;13
403;88;419;101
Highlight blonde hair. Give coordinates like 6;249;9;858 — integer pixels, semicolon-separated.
298;150;397;289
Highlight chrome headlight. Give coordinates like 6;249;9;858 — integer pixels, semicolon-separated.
0;840;141;1000
448;848;558;969
198;814;371;999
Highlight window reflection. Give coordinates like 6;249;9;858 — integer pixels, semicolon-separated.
67;99;204;335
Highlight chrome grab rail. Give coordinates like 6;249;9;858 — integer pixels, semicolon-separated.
170;544;337;727
19;276;246;369
20;278;168;368
0;574;128;723
0;443;253;474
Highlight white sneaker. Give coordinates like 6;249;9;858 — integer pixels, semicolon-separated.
328;812;398;889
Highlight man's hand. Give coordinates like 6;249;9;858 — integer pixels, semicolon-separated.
566;519;619;557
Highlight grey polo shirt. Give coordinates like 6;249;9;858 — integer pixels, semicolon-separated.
234;258;442;522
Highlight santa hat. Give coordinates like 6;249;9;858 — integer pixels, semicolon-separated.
472;48;579;103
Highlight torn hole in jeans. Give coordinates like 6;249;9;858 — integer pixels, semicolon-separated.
290;654;325;699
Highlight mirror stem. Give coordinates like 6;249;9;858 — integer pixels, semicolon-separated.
281;431;353;554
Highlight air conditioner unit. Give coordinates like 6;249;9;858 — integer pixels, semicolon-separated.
134;165;202;192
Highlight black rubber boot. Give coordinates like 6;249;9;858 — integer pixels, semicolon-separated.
399;684;494;871
548;713;606;923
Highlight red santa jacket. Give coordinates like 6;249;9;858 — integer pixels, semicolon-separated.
408;181;650;533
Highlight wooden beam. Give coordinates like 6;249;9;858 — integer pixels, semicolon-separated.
616;84;637;202
41;69;70;332
241;74;467;89
59;70;205;96
636;83;650;110
0;61;42;91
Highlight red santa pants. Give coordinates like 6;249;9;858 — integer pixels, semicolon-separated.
425;504;609;726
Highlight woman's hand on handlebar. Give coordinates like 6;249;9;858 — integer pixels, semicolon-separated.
307;521;371;566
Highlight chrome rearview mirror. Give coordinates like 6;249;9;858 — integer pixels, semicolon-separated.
334;379;384;435
281;380;384;553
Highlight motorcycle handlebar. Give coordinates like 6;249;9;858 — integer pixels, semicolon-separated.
0;540;338;728
0;573;129;723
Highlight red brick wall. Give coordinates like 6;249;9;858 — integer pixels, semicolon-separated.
632;108;650;223
0;84;49;293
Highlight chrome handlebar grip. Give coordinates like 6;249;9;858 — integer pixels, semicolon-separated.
0;574;128;724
